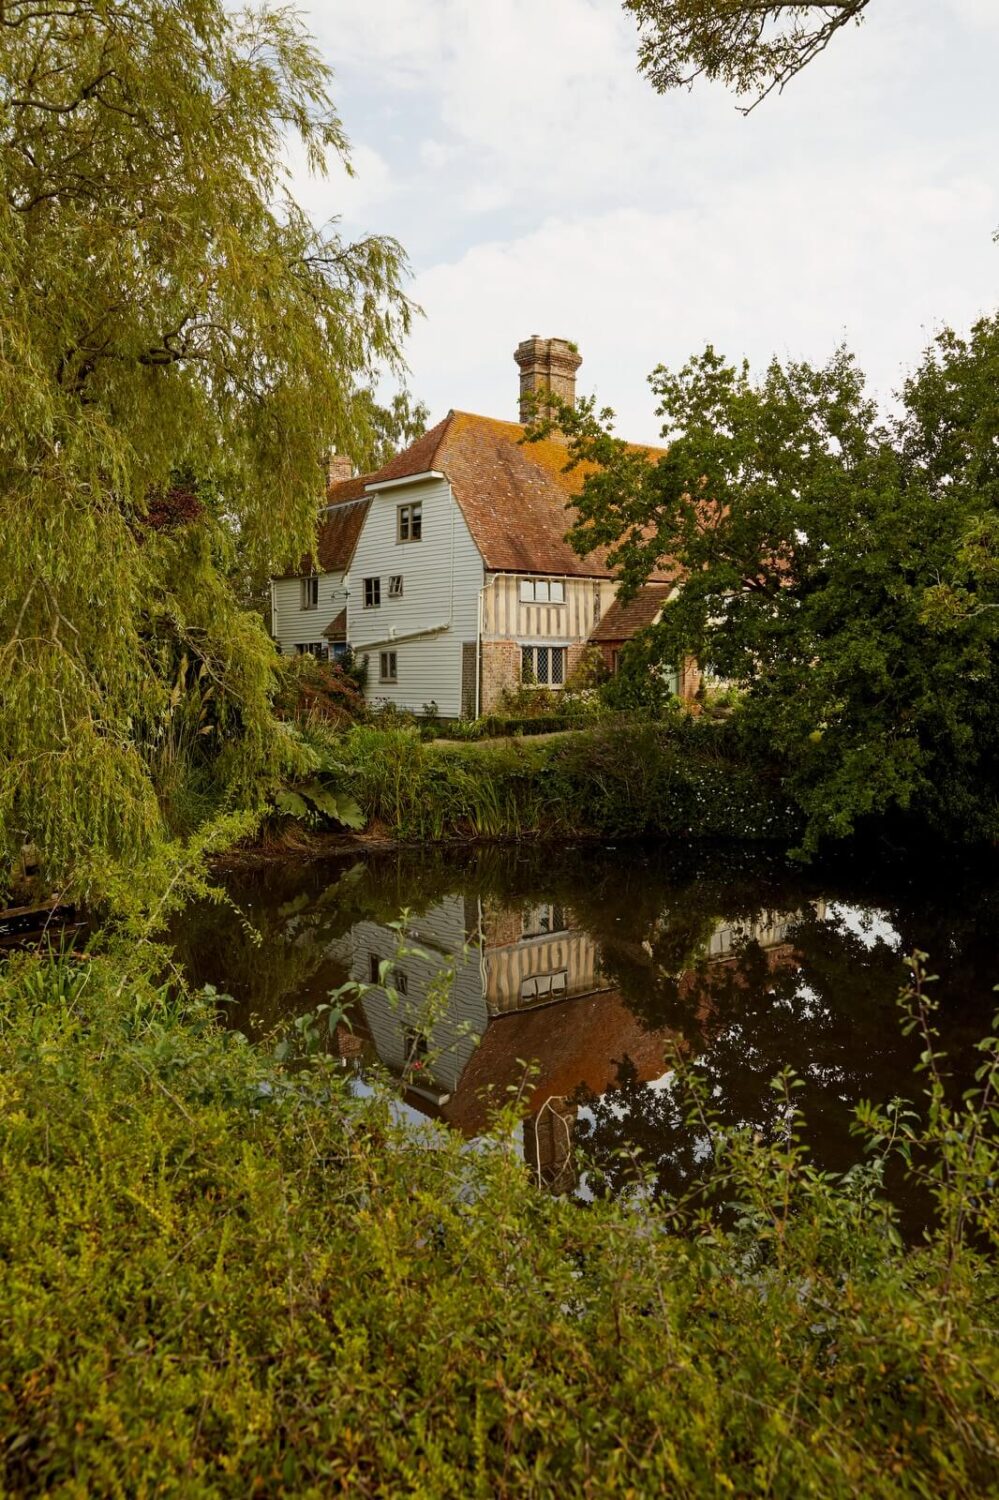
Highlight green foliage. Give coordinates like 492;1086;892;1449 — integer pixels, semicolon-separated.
336;721;794;843
272;653;368;731
564;643;609;690
352;387;431;471
273;780;365;831
1;946;998;1494
599;636;681;716
625;0;872;109
537;320;999;854
0;0;412;908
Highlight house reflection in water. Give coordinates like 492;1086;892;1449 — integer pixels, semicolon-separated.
339;895;824;1194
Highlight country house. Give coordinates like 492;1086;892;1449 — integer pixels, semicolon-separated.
271;336;698;717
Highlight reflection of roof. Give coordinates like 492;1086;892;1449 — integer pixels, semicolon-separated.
589;583;674;643
323;608;347;641
440;989;681;1137
366;410;676;580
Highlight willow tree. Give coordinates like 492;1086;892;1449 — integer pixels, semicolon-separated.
0;1;412;906
624;1;872;108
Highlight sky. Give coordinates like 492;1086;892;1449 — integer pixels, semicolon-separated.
289;0;998;444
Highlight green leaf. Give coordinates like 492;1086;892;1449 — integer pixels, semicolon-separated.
274;790;309;819
300;780;365;830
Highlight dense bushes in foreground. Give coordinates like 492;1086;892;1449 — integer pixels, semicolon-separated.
1;951;997;1495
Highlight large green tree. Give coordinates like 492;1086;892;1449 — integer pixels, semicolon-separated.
0;0;412;906
540;318;999;852
624;0;872;107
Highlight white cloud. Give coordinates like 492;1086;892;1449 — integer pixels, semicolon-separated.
408;154;996;442
286;0;998;435
281;132;393;236
948;0;999;33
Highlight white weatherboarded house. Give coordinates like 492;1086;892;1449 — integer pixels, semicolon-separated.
274;337;689;717
348;472;483;720
271;456;370;663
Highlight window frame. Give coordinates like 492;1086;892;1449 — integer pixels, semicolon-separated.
363;576;381;609
294;641;326;658
388;574;404;599
379;650;398;684
520;643;568;689
300;575;319;611
397;501;423;543
519;578;565;606
521;903;567;939
519;969;568;1003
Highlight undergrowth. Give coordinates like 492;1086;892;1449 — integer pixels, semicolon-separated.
0;948;996;1495
326;718;795;843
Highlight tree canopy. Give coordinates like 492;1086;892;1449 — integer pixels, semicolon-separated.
624;0;872;108
537;317;999;853
0;0;413;907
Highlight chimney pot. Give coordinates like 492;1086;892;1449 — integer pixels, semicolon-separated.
514;336;582;425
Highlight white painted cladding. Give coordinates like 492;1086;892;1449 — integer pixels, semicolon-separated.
271;570;347;656
351;899;488;1095
348;476;484;719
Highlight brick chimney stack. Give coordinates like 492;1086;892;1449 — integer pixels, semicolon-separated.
514;335;582;425
325;451;354;487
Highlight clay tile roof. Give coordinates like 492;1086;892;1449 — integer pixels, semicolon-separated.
313;480;372;573
284;476;372;579
363;410;675;580
322;608;347;641
588;583;675;643
439;988;679;1137
288;431;442;578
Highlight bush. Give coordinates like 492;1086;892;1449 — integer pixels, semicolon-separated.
272;653;367;730
0;948;997;1495
598;637;680;717
335;719;797;844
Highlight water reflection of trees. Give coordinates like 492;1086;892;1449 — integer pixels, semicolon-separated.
177;840;999;1214
572;879;995;1207
573;920;911;1202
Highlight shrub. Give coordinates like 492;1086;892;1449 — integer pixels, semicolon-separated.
598;636;680;717
565;645;609;691
272;654;367;730
0;948;997;1495
333;720;797;844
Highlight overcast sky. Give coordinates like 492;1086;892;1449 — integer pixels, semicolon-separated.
290;0;997;444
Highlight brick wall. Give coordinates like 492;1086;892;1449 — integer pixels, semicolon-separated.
566;643;589;682
461;641;477;719
480;640;521;713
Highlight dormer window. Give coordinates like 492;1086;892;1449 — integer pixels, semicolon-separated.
300;576;319;611
398;502;422;542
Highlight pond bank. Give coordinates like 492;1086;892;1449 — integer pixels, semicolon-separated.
270;718;799;854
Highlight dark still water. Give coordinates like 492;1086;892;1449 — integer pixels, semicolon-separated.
176;841;999;1220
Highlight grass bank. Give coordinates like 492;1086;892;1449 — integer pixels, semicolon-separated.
1;949;997;1495
307;717;797;846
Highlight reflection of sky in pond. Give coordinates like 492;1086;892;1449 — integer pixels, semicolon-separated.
826;902;903;951
176;843;999;1228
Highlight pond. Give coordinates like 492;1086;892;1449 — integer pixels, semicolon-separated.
176;841;999;1228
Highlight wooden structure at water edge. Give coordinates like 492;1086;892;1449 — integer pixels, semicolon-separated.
0;900;80;950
